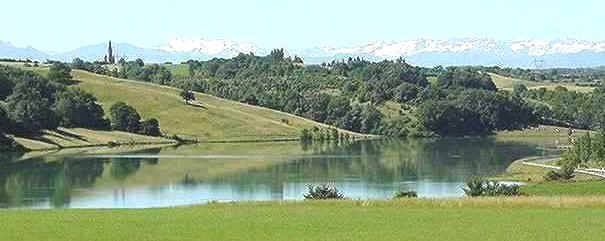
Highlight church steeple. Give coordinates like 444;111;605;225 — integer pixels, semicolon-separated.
104;40;115;64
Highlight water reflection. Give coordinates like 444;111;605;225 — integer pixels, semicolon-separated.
0;138;551;208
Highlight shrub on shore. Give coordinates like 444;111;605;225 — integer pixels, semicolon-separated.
393;191;418;198
463;177;521;197
303;184;345;200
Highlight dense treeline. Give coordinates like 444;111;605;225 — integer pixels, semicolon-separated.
0;65;161;152
79;50;537;137
518;85;605;129
472;66;605;83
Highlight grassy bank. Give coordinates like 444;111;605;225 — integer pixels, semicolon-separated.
2;198;605;241
494;153;605;196
11;127;175;152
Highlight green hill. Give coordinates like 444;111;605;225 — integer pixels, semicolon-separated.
70;70;367;141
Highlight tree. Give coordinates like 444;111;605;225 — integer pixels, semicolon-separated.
180;89;196;104
393;82;420;103
109;102;142;133
0;73;15;100
436;68;497;91
6;76;59;133
0;105;10;133
71;58;86;69
512;83;528;96
48;62;73;85
53;88;108;129
140;118;161;136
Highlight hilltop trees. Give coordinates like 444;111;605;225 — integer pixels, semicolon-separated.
48;62;73;84
436;67;496;91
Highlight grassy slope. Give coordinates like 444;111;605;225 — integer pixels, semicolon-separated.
489;72;595;93
2;199;605;241
71;70;367;141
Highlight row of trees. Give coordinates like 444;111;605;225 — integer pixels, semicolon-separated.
516;85;605;129
472;66;605;83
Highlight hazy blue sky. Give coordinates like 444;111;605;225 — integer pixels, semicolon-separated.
4;0;604;51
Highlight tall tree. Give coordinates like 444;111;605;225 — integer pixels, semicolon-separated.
48;62;73;85
6;76;59;133
109;102;142;133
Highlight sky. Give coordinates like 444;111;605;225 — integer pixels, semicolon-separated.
3;0;604;52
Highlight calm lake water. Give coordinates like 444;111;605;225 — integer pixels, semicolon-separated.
0;138;557;209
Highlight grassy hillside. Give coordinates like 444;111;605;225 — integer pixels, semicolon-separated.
70;70;366;141
489;72;595;93
2;198;605;241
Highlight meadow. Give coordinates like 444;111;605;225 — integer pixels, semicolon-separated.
489;72;595;93
2;198;605;241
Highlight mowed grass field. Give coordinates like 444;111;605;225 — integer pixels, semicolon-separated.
2;198;605;241
489;73;595;93
70;70;362;141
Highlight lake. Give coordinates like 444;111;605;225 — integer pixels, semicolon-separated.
0;138;557;209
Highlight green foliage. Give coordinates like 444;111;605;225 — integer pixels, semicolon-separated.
475;65;605;83
53;88;109;129
436;67;496;91
393;82;420;103
462;177;521;197
544;163;575;181
48;62;73;84
140;118;161;136
393;191;418;198
118;59;173;84
180;89;195;104
416;89;537;136
0;72;15;100
303;184;345;200
6;76;60;133
0;105;10;133
110;102;142;133
71;58;110;75
512;83;528;96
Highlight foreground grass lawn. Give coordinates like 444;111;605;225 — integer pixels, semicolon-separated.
523;181;605;196
2;199;605;241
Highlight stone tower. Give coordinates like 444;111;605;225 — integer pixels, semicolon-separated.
104;41;115;64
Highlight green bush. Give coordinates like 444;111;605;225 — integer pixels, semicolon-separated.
544;164;576;181
303;184;345;200
393;191;418;198
462;177;521;197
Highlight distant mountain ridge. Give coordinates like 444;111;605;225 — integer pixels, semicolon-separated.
1;38;605;68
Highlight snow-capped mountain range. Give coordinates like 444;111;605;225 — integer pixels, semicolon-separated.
2;38;605;68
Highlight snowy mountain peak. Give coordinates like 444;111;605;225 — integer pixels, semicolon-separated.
159;38;266;57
